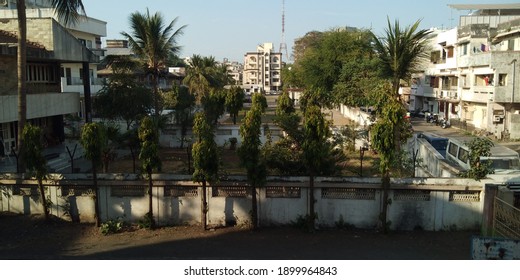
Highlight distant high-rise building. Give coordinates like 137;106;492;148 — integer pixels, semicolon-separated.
243;43;282;94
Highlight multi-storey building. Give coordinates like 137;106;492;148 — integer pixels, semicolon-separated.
0;0;106;152
243;43;282;94
223;58;243;86
411;4;520;139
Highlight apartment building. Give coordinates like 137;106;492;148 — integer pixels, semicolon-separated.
411;4;520;139
243;43;282;94
0;0;106;152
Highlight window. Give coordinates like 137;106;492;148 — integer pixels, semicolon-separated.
458;148;469;164
461;43;468;56
446;46;454;58
26;63;56;83
448;143;458;157
508;39;515;51
498;74;508;86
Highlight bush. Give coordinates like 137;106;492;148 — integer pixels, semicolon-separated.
100;219;124;235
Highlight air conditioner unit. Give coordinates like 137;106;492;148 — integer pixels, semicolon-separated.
0;0;7;7
493;115;503;123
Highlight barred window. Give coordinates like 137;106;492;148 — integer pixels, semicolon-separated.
449;191;480;202
393;190;431;201
60;185;94;197
266;186;301;198
322;188;376;200
164;186;198;197
212;186;248;197
110;186;146;197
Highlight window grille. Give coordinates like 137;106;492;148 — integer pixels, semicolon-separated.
164;186;198;197
449;191;480;202
321;187;376;200
266;186;301;198
110;185;145;197
60;185;94;197
393;190;431;201
212;186;248;197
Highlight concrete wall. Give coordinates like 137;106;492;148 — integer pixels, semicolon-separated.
0;175;488;231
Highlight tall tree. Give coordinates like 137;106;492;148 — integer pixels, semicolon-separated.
183;55;221;103
21;124;49;221
371;18;432;97
238;93;266;229
202;88;227;126
225;86;245;124
94;73;153;130
163;85;195;148
302;104;334;231
370;83;413;233
16;0;86;171
138;116;162;229
192;112;219;230
370;19;431;233
80;122;107;227
121;9;186;115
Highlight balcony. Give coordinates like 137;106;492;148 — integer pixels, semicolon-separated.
461;89;492;103
0;92;80;123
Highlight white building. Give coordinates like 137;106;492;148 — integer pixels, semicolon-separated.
411;4;520;139
243;43;282;94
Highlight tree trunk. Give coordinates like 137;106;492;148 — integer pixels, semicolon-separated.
201;180;207;230
148;172;155;229
37;178;50;222
308;174;315;231
251;184;258;229
152;73;160;116
381;171;390;234
16;0;27;173
92;163;101;227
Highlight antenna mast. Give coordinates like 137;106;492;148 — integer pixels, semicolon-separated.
279;0;289;62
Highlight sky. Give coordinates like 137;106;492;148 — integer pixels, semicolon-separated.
84;0;520;63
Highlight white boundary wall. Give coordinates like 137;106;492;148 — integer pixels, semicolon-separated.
0;174;497;231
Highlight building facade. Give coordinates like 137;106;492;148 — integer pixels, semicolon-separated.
0;0;106;152
411;4;520;139
243;43;282;94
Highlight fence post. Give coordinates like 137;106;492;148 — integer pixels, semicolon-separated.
482;184;498;236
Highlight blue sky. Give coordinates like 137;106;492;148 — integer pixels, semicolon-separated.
84;0;519;62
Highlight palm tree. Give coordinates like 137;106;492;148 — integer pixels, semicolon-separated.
183;55;218;103
370;19;431;233
371;18;432;97
16;0;86;171
121;9;186;116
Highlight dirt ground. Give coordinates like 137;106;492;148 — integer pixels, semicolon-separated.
0;212;476;260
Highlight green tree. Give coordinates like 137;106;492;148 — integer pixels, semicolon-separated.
225;86;245;124
192;112;219;230
164;85;195;148
459;138;494;181
138;116;162;229
370;83;412;233
238;97;266;229
80;122;107;227
94;73;153;130
252;93;268;113
276;91;295;116
21;124;49;221
121;8;186;116
302;104;334;231
16;0;86;172
202;88;227;126
371;19;432;97
183;55;220;103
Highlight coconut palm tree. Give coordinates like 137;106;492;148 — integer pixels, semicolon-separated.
371;18;432;97
183;55;218;103
15;0;86;171
121;9;186;116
